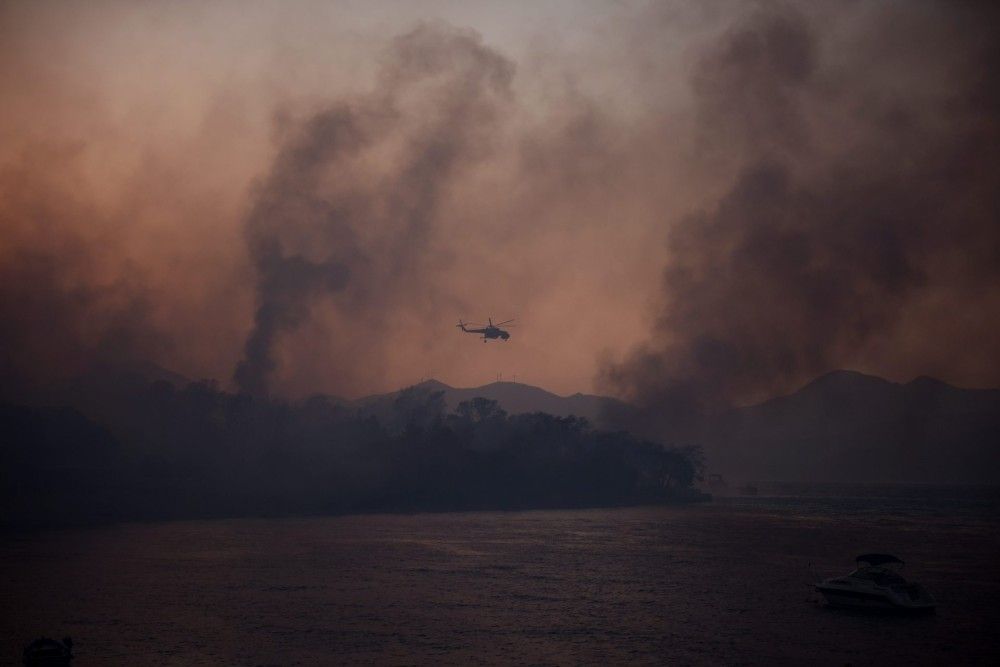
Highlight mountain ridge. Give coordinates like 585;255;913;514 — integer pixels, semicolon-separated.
704;371;1000;483
29;363;1000;484
355;379;621;425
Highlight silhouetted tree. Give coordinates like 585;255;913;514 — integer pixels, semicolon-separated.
1;380;704;526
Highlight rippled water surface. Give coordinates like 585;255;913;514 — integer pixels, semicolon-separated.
3;486;999;665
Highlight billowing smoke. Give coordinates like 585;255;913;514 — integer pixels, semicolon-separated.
234;24;513;396
2;2;999;407
0;152;162;401
602;4;1000;433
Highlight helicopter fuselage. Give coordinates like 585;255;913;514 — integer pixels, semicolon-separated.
457;321;511;341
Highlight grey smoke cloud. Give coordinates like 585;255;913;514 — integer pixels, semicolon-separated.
234;24;513;396
602;4;1000;433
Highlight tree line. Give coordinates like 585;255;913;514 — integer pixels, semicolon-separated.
1;378;704;527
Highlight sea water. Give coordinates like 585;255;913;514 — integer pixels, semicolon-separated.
3;485;998;665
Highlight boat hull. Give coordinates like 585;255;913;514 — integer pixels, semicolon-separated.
815;585;936;613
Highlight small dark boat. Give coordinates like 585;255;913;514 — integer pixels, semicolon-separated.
815;554;936;612
22;637;73;666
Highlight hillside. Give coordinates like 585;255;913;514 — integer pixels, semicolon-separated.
702;370;1000;483
1;380;699;527
356;380;619;425
341;371;1000;483
21;364;999;486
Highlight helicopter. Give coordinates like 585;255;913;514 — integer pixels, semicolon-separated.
456;317;515;342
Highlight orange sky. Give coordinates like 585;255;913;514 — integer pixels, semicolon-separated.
2;1;998;402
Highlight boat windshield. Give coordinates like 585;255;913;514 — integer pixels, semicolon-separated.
850;567;907;586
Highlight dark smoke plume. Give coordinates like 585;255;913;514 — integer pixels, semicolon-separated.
234;24;513;395
603;5;1000;434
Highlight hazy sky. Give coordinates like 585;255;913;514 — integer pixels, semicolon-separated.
2;1;998;402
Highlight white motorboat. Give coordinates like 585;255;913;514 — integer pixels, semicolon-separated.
815;554;936;612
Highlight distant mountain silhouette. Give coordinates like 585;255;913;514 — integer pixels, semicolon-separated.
296;372;1000;483
357;380;621;425
9;364;998;508
703;370;1000;483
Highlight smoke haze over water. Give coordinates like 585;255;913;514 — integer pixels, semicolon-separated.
1;1;998;404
